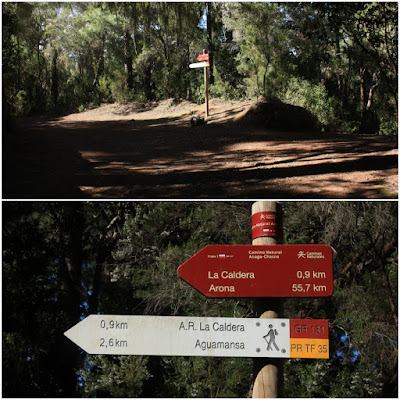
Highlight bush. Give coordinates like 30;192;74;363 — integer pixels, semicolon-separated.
341;120;361;134
210;67;246;101
379;116;398;136
13;90;31;117
108;69;136;103
283;77;335;129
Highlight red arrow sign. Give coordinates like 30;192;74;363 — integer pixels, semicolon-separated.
177;245;333;298
197;53;209;61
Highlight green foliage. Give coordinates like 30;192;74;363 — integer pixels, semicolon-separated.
283;77;336;128
379;116;398;136
13;90;30;117
108;68;136;103
284;359;383;398
79;355;151;397
341;120;362;134
282;201;398;397
158;356;253;397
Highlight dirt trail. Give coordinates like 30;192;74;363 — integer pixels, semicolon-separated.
3;99;398;199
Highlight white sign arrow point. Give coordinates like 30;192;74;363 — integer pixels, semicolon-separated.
64;316;94;354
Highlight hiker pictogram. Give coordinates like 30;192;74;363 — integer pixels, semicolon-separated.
264;324;279;351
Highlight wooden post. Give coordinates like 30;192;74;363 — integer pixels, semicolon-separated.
251;201;283;398
204;63;209;118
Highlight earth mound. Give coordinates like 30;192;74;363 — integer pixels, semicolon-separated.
239;100;319;131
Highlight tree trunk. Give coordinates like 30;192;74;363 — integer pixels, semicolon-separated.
263;62;269;95
263;70;267;95
206;2;214;85
124;30;133;91
365;71;380;111
59;203;84;323
50;49;58;107
37;41;42;88
16;29;21;92
93;34;105;88
144;65;152;100
360;67;365;120
54;203;84;396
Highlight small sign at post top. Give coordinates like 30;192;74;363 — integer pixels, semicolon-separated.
64;315;329;359
252;211;282;240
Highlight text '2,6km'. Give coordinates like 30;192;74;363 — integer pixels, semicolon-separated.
177;245;333;298
64;315;329;359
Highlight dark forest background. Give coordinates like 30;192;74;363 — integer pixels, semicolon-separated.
2;201;398;397
2;2;398;134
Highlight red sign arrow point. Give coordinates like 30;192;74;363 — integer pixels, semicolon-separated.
177;245;333;298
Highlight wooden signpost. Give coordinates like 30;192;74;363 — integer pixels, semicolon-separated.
251;201;282;398
190;50;210;117
64;315;328;359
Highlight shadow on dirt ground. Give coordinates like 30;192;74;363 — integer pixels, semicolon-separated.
3;101;398;199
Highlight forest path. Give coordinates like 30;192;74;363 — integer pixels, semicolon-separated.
3;99;397;199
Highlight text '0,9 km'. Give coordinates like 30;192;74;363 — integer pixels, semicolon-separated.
100;320;128;330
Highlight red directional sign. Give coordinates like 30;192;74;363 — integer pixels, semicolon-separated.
177;245;333;298
197;53;209;61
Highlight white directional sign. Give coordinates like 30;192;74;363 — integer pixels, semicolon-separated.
189;61;210;69
65;315;290;358
64;315;329;358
